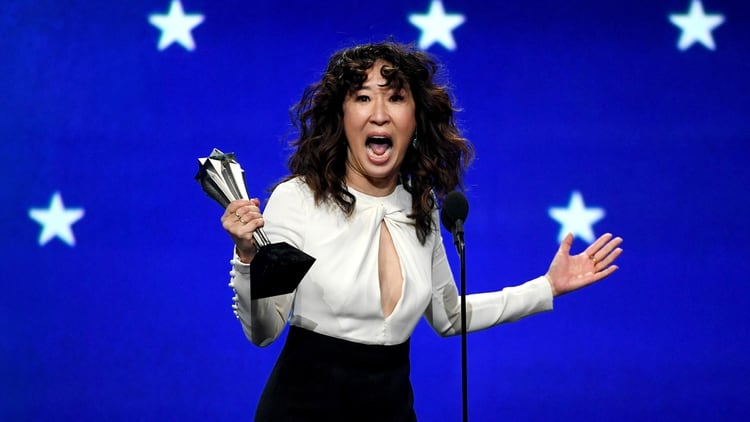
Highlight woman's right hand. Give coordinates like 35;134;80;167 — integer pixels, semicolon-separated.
222;198;264;263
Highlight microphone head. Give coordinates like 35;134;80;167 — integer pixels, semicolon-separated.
440;191;469;231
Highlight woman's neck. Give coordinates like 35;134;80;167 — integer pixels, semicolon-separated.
344;171;398;197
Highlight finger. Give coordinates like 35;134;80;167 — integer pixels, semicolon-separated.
236;198;261;216
591;237;623;268
222;211;244;229
233;206;250;222
231;221;264;245
591;264;619;282
244;205;261;216
595;247;622;271
241;224;264;244
237;214;263;230
234;204;262;222
222;208;235;222
225;208;242;222
599;236;623;258
237;215;264;230
585;233;613;258
559;232;574;255
243;210;262;220
226;199;253;216
224;212;263;233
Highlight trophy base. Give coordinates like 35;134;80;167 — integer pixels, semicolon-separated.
249;242;316;299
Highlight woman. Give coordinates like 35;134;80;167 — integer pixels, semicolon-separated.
221;42;622;421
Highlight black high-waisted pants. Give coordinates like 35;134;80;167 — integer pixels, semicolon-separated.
254;326;417;421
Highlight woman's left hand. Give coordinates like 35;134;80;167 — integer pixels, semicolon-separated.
545;232;623;297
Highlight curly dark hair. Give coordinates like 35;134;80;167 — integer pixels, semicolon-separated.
284;41;474;244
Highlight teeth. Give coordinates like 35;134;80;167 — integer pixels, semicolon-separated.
366;136;392;145
367;136;392;158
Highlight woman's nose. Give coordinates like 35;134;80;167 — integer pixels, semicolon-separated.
369;99;390;125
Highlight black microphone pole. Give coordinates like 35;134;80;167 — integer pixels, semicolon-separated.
441;191;470;422
453;219;468;422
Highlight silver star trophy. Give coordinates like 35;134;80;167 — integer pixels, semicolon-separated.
196;148;315;298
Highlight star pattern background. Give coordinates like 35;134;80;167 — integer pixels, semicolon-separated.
2;0;749;420
148;0;204;51
670;0;725;50
28;192;85;246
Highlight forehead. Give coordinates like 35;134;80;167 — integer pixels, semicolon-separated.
368;59;390;74
360;60;388;82
359;60;410;91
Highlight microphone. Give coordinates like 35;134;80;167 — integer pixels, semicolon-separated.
440;191;469;251
440;190;470;422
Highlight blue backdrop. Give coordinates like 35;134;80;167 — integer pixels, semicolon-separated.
3;0;749;420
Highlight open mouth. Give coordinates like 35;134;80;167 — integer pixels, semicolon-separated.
365;136;393;159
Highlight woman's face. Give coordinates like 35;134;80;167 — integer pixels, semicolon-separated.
342;60;416;195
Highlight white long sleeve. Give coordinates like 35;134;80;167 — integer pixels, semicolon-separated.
229;177;553;346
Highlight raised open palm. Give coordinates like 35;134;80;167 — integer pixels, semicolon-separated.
546;232;623;296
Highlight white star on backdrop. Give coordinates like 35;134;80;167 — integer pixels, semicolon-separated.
669;0;725;51
409;0;465;51
548;191;605;244
29;192;85;247
149;0;204;51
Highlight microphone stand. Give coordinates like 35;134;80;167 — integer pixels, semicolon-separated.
453;220;468;422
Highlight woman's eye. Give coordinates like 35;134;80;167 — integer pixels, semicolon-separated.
356;95;370;102
390;94;404;102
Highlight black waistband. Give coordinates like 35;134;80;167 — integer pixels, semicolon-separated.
285;326;410;370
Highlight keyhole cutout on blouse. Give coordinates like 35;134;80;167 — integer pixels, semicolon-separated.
378;221;404;318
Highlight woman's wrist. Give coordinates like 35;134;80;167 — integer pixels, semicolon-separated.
544;273;558;297
236;244;257;264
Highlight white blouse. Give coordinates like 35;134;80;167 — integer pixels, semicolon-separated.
229;177;553;346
